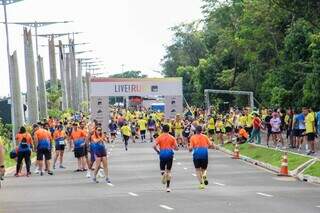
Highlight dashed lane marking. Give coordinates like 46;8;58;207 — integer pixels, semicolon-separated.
213;182;225;186
159;205;174;211
128;192;139;197
183;167;188;170
256;192;273;197
192;173;197;177
107;183;114;187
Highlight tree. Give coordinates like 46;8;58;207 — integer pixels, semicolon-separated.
109;71;147;78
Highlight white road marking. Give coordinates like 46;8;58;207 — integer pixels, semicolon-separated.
256;192;273;197
107;183;114;187
316;206;320;208
192;173;197;177
177;162;182;165
213;182;225;186
128;192;139;197
159;205;174;211
183;167;188;170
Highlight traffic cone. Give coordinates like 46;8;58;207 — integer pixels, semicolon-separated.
278;152;290;176
232;144;240;159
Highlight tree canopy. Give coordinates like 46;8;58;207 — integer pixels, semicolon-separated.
161;0;320;109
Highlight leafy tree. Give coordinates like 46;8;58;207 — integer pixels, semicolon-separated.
109;71;147;78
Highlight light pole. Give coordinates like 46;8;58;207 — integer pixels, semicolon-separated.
3;21;73;57
1;0;24;143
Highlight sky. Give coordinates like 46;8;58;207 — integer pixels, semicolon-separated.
0;0;204;97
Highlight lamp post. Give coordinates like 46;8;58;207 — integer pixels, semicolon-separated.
0;0;24;143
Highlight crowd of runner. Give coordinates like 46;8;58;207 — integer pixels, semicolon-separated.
0;105;319;191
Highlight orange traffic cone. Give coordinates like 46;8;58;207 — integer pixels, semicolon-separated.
278;152;290;176
232;144;240;159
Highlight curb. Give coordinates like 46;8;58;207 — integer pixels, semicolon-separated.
217;144;320;184
296;160;320;184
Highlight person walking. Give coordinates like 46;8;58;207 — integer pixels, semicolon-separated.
15;126;33;177
247;113;262;144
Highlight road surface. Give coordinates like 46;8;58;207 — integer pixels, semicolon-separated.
1;142;319;213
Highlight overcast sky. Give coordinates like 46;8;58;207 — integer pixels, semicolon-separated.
0;0;204;97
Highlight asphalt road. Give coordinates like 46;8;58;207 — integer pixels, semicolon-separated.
1;140;320;213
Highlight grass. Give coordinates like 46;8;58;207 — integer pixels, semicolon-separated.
222;143;312;171
4;152;16;168
303;161;320;177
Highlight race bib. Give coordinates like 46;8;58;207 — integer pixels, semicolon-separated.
59;140;65;145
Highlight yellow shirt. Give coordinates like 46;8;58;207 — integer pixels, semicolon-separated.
121;125;132;136
208;118;215;130
305;112;316;134
245;115;253;127
239;116;246;126
137;119;147;131
216;121;224;131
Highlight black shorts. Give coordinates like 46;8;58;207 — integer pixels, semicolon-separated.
37;149;52;161
74;148;85;158
208;129;215;135
140;130;146;135
160;158;173;171
193;158;208;170
110;132;117;137
293;129;300;137
123;135;130;142
307;133;316;141
183;132;190;138
272;131;281;135
225;127;233;133
55;144;65;151
299;129;306;137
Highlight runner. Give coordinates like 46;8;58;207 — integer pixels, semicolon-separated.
120;122;131;151
147;116;157;142
189;125;213;189
53;125;67;169
207;115;215;141
137;116;147;143
91;127;111;183
108;120;118;143
33;124;53;176
174;115;184;147
305;108;316;155
153;124;178;192
15;126;33;177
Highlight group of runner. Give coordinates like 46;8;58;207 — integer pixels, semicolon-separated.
2;105;319;192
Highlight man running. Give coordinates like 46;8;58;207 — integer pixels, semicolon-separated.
189;125;213;189
153;124;178;192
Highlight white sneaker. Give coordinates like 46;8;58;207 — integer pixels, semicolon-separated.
34;168;40;174
166;188;171;193
86;171;91;178
98;169;105;178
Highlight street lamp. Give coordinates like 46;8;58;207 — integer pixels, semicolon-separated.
0;0;24;143
2;21;73;57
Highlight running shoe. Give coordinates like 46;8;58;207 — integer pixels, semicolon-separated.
93;177;99;183
40;171;44;176
59;165;66;169
203;175;209;186
86;171;91;178
34;168;40;174
48;171;54;175
166;188;171;193
98;169;105;178
199;184;205;190
106;177;111;183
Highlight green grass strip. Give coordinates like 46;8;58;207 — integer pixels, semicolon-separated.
223;143;312;171
303;161;320;177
